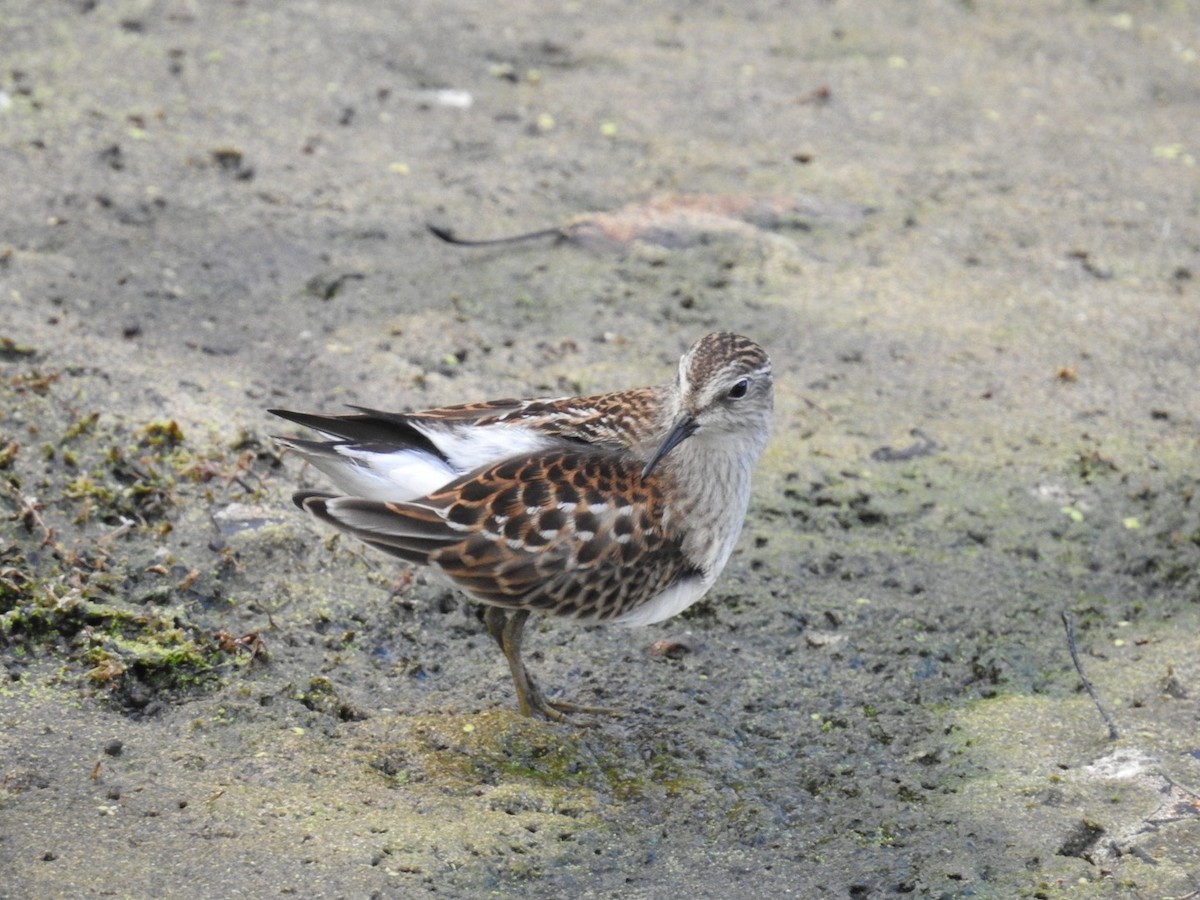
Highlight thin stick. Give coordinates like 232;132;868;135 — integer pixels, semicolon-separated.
1061;611;1120;741
426;223;563;247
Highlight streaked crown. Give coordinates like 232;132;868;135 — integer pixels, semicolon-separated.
675;332;773;432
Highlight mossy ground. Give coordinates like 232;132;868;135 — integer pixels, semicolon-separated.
0;361;282;713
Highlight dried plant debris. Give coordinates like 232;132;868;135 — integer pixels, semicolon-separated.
429;193;876;253
0;337;38;361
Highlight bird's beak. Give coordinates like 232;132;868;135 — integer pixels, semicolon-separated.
641;413;698;479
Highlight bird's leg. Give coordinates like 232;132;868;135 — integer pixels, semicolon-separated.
483;606;619;720
484;607;553;719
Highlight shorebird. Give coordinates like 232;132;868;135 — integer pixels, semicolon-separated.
270;332;773;719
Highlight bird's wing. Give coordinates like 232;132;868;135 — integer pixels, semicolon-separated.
271;403;563;500
270;388;665;501
294;449;699;622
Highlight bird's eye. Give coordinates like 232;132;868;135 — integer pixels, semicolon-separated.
727;378;750;400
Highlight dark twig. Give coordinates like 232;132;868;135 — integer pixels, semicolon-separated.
426;222;563;247
1061;611;1120;741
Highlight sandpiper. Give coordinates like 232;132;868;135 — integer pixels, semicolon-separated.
270;332;773;719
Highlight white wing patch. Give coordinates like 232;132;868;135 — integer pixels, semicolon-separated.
294;422;561;503
304;446;457;502
413;420;560;475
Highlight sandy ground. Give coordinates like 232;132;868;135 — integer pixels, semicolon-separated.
2;1;1199;897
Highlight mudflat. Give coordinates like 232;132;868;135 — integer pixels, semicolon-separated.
2;2;1198;896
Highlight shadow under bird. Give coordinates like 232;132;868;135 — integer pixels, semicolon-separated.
270;332;773;719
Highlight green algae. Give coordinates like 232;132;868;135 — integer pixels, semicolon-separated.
1;362;277;710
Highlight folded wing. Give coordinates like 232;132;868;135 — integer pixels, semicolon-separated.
294;448;701;623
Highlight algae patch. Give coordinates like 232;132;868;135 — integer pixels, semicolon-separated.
1;359;279;712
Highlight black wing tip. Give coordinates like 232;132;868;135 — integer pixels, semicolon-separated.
268;407;323;429
269;407;343;430
266;407;426;450
269;407;332;421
